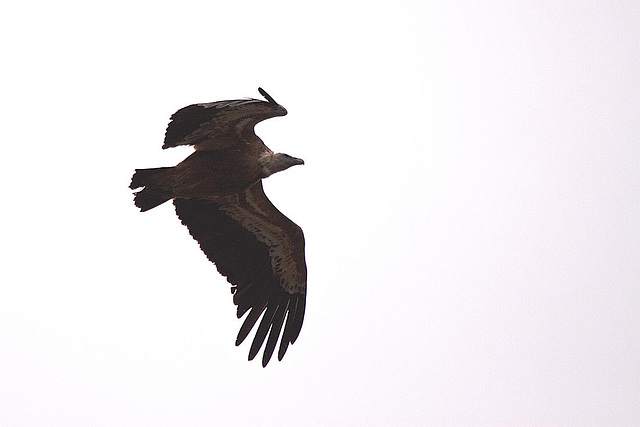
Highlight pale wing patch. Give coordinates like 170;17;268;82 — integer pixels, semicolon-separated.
219;195;305;295
198;99;258;109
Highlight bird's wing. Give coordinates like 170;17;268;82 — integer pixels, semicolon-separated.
163;89;286;151
173;181;306;366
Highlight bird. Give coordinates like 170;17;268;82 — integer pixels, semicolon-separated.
129;88;306;367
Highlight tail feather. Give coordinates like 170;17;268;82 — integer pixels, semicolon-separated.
130;167;173;211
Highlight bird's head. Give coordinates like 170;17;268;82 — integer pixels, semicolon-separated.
261;153;304;178
279;153;305;167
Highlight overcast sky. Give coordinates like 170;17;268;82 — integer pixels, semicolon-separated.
2;1;639;425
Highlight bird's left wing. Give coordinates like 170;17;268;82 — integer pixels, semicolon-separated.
163;88;287;150
173;182;306;366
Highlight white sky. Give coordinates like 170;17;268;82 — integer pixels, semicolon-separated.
2;1;639;425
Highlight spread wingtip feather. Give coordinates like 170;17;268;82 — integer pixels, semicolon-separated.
258;87;278;105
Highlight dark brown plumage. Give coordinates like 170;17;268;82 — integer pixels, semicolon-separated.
130;88;306;366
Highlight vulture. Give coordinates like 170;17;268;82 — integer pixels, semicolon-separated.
130;88;306;367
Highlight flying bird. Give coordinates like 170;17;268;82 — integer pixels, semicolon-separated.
130;88;306;367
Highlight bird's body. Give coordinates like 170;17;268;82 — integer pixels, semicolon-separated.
130;88;306;366
143;149;262;198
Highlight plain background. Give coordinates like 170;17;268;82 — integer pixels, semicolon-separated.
2;1;639;425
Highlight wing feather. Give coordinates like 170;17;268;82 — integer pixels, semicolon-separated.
263;300;288;366
248;302;278;362
237;302;268;346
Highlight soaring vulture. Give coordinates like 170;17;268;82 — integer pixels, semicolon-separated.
130;88;306;367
